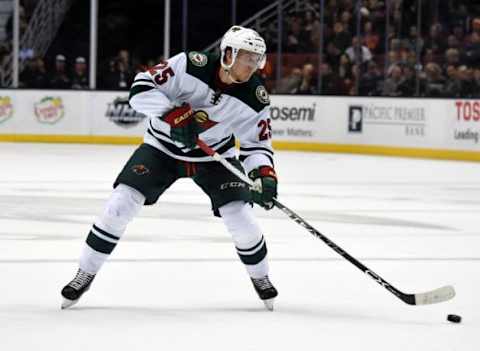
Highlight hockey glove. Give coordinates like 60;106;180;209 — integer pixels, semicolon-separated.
248;166;278;210
162;104;201;149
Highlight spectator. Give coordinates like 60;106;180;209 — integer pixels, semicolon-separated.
422;63;446;97
285;14;308;52
458;65;478;98
325;42;342;69
303;11;318;51
340;11;353;34
422;48;438;65
424;23;448;55
405;50;418;67
345;36;373;65
363;21;380;53
318;62;342;95
308;13;322;51
382;64;403;96
276;67;302;94
444;48;462;70
464;32;480;68
474;68;480;87
390;38;403;55
466;17;480;44
20;57;48;88
117;49;133;74
50;54;71;89
19;58;35;87
71;57;89;89
338;54;355;95
452;23;466;44
367;0;386;26
359;60;381;96
102;59;133;90
449;4;470;29
292;63;317;94
447;34;461;50
28;57;49;89
387;50;401;67
338;54;352;81
443;65;462;97
405;26;424;53
398;65;416;96
332;22;352;52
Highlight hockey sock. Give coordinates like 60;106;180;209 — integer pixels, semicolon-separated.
219;201;269;278
79;184;145;274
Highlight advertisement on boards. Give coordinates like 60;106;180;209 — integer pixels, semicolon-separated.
34;97;65;124
0;90;88;135
269;95;319;141
345;99;430;146
0;96;13;124
451;100;480;149
90;92;147;136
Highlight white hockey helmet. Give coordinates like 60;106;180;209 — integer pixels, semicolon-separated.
220;25;267;71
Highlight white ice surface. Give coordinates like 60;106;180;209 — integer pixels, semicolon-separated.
0;143;478;351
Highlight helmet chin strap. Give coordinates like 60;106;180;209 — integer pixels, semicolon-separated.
224;67;247;84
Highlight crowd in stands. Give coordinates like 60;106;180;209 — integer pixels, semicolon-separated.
4;0;480;98
18;50;140;90
268;0;480;97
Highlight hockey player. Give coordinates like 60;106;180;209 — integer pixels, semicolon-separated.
61;26;278;310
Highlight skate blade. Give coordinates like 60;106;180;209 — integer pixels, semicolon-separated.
263;298;275;311
61;298;79;310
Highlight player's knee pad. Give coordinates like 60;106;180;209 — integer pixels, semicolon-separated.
219;201;261;246
219;201;267;266
96;184;145;236
85;184;144;256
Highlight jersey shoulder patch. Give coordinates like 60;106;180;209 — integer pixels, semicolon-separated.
185;51;218;86
255;84;270;104
188;51;208;67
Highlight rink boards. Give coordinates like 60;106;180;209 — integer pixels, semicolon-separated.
0;90;479;161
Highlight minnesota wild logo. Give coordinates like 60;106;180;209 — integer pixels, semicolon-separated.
255;85;270;104
188;51;208;67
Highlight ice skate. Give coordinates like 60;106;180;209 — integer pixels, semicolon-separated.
61;269;95;309
251;276;278;311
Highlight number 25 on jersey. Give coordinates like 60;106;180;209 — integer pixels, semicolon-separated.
148;61;175;86
258;118;272;141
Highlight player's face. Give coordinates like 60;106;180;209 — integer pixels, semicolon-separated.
230;50;262;82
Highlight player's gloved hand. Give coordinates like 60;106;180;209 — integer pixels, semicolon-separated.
248;166;278;210
162;104;201;148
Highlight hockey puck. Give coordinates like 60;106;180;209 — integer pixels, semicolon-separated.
447;314;461;323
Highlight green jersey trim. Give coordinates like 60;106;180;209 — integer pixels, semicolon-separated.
129;85;154;100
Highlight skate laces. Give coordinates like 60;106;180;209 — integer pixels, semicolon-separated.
69;269;94;290
252;276;273;291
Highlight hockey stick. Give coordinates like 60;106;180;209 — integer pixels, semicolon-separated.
196;139;455;305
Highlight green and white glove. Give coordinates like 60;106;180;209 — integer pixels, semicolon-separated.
248;166;278;210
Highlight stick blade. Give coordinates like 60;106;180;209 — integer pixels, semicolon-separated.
414;285;456;305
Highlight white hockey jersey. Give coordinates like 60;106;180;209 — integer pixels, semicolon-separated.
129;51;274;174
